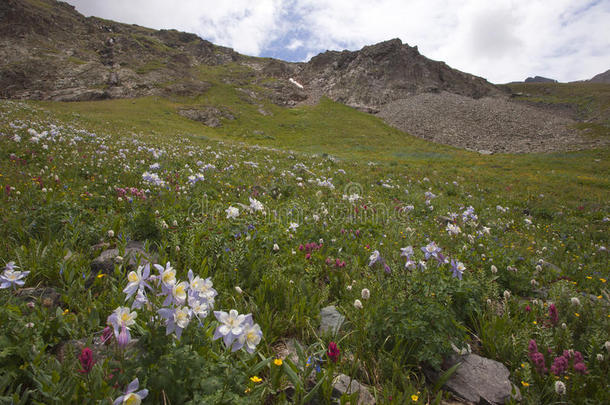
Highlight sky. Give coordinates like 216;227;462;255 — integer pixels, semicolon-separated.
64;0;610;83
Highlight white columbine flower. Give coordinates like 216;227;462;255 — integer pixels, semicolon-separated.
288;222;299;232
446;223;461;236
226;206;239;219
249;197;264;212
107;306;137;337
213;309;247;347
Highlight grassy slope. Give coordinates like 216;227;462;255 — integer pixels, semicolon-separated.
501;82;610;139
37;86;609;214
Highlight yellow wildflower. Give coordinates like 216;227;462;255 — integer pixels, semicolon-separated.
274;358;283;366
411;394;418;401
250;376;262;383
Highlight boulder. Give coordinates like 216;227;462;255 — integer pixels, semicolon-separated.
429;354;521;405
332;374;376;405
90;241;154;277
319;305;345;335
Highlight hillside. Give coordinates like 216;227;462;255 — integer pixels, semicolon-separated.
1;1;610;404
1;0;608;153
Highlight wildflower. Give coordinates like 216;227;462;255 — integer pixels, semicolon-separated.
354;299;363;309
187;270;216;302
368;250;381;266
233;320;262;353
78;347;95;374
361;288;370;300
226;206;239;219
490;265;497;274
570;297;581;306
411;394;418;401
549;303;558;326
327;341;340;363
273;243;279;251
107;307;137;338
0;262;29;289
188;297;210;319
550;355;568;375
123;264;152;300
250;376;262;383
158;306;191;339
107;230;115;238
597;353;604;361
249;197;264;212
154;262;176;293
605;341;610;353
164;281;188;306
288;222;299;232
213;309;247;347
573;361;587;374
503;290;511;300
521;381;529;387
450;259;465;280
555;381;566;395
235;286;243;294
446;223;461;236
117;322;131;348
274;358;283;366
421;242;441;260
113;378;148;405
400;246;414;258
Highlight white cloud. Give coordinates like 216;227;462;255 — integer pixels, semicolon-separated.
65;0;610;83
286;39;304;50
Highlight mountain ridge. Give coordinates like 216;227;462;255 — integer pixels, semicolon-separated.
1;0;607;153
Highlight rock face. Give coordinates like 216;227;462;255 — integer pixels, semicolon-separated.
524;76;557;83
431;354;521;405
0;0;237;100
588;69;610;83
297;39;499;110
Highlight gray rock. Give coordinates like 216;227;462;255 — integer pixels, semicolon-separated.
432;354;521;405
332;374;376;405
478;150;493;155
90;241;154;276
319;305;345;335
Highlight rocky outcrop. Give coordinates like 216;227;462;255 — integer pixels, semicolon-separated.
296;39;499;109
588;69;610;84
524;76;557;83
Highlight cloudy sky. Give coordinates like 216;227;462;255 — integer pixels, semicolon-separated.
64;0;610;83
